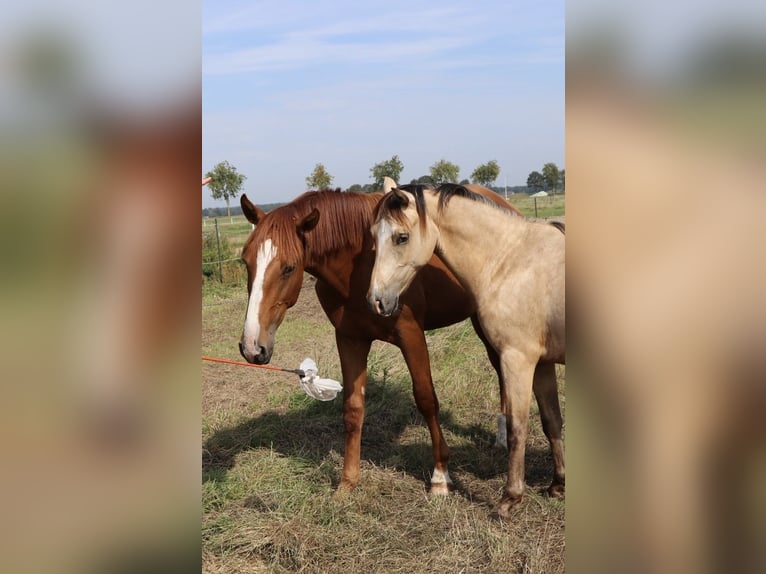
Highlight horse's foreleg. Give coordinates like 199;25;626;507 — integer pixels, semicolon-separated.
336;333;372;492
496;349;537;520
533;362;565;498
470;316;507;448
398;323;452;495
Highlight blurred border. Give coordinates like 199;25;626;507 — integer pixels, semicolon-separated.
0;2;201;572
567;2;765;573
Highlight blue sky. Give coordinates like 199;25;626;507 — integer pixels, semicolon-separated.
203;0;563;206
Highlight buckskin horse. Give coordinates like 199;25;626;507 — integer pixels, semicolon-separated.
368;183;565;518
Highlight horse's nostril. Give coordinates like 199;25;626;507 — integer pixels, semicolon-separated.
257;346;266;357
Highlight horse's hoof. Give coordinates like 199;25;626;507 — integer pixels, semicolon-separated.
493;495;522;520
334;479;357;498
547;483;565;499
332;486;353;502
429;481;452;496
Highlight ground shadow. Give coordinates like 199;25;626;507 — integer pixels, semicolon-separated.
203;375;557;508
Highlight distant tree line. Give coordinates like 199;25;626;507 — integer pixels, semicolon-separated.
203;205;244;218
202;203;284;218
305;156;513;192
204;158;565;214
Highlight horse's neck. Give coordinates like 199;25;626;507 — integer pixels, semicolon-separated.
305;256;355;297
428;195;526;291
304;236;366;299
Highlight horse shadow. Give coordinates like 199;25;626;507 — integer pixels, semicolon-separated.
203;376;557;509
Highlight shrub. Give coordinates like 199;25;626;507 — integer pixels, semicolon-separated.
202;231;240;281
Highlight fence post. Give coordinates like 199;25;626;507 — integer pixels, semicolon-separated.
214;218;223;283
534;197;538;218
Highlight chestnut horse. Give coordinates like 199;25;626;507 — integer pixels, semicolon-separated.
238;185;532;495
368;183;565;518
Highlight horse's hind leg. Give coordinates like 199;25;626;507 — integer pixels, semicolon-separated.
336;333;372;492
397;323;452;495
533;362;565;498
470;316;507;448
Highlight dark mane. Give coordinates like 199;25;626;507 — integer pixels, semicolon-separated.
374;182;518;229
549;220;566;234
435;183;519;214
373;183;432;230
246;190;381;264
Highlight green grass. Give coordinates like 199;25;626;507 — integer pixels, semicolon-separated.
506;193;565;219
202;279;565;573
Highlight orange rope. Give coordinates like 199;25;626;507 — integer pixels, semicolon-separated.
201;355;302;374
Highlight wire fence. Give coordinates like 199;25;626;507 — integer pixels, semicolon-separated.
202;217;249;284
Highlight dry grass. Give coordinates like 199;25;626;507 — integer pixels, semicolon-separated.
202;276;564;573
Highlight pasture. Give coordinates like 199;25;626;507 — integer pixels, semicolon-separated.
201;192;565;573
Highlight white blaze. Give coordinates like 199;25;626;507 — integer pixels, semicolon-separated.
372;219;393;294
242;239;276;351
375;219;393;246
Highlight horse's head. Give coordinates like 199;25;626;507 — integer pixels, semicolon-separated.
238;194;319;364
368;186;437;317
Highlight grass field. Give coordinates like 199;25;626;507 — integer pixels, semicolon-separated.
202;273;565;573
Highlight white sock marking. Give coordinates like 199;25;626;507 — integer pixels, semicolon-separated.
431;467;453;486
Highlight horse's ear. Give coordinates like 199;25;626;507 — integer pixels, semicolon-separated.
241;194;266;225
383;176;398;193
390;187;410;208
297;208;320;234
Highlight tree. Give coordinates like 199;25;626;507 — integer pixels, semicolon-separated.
429;159;460;184
471;160;500;187
305;163;334;190
410;175;434;186
370;155;404;190
560;169;565;193
205;160;247;220
542;162;562;194
527;171;545;192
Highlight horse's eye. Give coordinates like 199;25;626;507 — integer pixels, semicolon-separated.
282;265;296;277
395;233;409;245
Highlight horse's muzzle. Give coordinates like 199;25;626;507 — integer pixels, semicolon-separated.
239;341;273;364
368;291;398;317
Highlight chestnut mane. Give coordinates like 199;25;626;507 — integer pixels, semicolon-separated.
246;189;382;264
